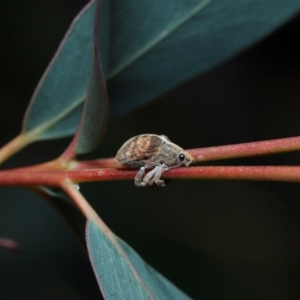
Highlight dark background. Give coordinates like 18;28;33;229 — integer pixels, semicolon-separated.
1;1;300;299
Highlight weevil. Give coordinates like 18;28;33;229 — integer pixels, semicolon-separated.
115;134;194;187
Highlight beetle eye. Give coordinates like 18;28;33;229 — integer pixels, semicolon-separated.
179;153;185;161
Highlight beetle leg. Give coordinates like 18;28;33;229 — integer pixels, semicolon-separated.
142;166;159;186
134;166;146;187
149;164;169;187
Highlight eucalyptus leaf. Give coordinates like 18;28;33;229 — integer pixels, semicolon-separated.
86;219;191;300
75;0;109;154
23;0;300;142
107;0;300;116
22;1;96;141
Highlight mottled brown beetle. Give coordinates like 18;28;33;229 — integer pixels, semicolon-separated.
115;134;194;187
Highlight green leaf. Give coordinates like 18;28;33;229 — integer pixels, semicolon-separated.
75;0;109;154
86;219;191;300
23;0;300;141
107;0;300;116
22;1;96;141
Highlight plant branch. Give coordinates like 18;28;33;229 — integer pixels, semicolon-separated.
0;134;32;165
188;135;300;162
62;181;98;219
67;166;300;183
1;165;300;186
59;135;79;162
165;166;300;182
62;181;117;238
73;158;116;169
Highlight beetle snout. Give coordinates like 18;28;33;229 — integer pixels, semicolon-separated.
184;153;195;166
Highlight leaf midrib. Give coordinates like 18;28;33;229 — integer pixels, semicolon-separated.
107;0;212;80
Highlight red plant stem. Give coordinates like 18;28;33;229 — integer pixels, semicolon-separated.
73;158;117;169
0;134;31;165
60;166;300;183
63;181;122;241
74;136;300;169
166;166;300;182
63;181;101;220
59;135;79;162
188;136;300;162
1;166;300;186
